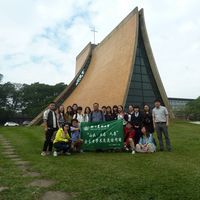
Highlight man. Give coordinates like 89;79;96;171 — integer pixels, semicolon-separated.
152;99;172;152
123;121;136;154
70;119;84;153
89;103;106;152
89;103;106;122
41;102;60;156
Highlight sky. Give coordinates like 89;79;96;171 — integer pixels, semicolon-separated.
0;0;200;99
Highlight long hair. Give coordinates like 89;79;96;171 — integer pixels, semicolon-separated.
113;105;118;113
84;106;91;114
66;106;74;117
58;105;65;120
143;104;152;117
62;122;71;137
140;126;150;138
106;106;112;114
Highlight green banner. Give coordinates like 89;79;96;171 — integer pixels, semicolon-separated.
81;119;124;150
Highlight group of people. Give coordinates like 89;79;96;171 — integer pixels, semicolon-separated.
41;99;172;156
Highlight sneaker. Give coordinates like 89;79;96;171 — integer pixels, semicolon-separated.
132;150;135;154
144;150;148;153
77;150;84;153
47;151;53;155
63;152;71;156
41;151;46;156
157;149;164;152
53;151;58;157
125;148;129;151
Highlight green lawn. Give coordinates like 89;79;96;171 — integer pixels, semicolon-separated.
0;122;200;200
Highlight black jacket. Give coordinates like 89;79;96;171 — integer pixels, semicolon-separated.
132;112;143;128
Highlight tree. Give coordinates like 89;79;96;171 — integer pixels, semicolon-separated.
184;97;200;121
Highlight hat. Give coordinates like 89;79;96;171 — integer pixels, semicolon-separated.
154;99;161;103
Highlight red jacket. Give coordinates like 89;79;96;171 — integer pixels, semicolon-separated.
123;127;135;146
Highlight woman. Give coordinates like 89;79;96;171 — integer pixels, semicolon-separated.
105;106;115;121
53;122;71;156
117;105;126;127
66;106;74;123
112;105;118;120
135;126;156;153
124;105;134;123
57;105;66;127
132;105;143;145
143;104;154;134
83;107;91;122
72;103;78;116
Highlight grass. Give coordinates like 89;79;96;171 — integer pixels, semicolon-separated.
0;122;200;200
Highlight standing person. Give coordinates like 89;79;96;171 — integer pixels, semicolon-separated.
135;126;156;153
53;123;71;156
89;103;106;122
66;106;74;123
112;105;118;120
73;106;84;127
57;105;66;127
117;105;126;127
105;106;115;121
102;106;107;116
41;102;60;156
83;107;91;122
123;121;136;154
124;105;134;123
89;103;105;152
152;99;172;152
72;103;78;116
132;105;143;145
70;119;84;153
143;104;154;134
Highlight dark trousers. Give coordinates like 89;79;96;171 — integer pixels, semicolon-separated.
134;128;141;145
155;123;171;151
54;142;69;153
42;128;56;152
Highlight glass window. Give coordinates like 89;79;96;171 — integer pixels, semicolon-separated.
148;76;155;83
135;56;140;65
142;75;150;82
138;38;144;47
132;74;141;82
128;88;134;95
133;89;142;96
133;96;143;102
143;83;152;90
143;90;155;97
143;57;150;66
127;96;134;101
136;48;140;56
133;82;142;89
133;65;140;73
144;97;156;102
141;66;147;74
140;48;147;57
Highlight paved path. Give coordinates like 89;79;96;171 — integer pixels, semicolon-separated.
190;121;200;125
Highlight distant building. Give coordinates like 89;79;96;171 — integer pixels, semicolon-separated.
29;7;175;126
168;98;195;110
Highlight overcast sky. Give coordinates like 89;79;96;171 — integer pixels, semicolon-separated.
0;0;199;99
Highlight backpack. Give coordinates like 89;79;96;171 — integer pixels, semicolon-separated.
51;130;58;142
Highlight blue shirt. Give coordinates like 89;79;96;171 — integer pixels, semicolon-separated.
88;110;106;122
139;134;156;149
70;126;81;142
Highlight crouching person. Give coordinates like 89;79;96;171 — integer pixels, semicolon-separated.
70;119;84;153
53;123;71;156
136;126;156;153
123;121;136;154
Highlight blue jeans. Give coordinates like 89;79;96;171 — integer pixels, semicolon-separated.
54;142;70;153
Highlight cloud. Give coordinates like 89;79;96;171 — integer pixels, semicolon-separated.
0;0;200;99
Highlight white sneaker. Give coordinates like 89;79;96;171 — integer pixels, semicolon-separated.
125;148;129;151
132;150;135;154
